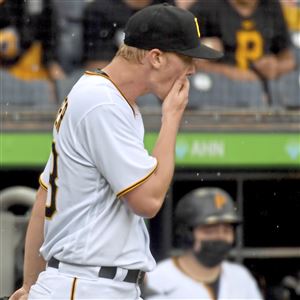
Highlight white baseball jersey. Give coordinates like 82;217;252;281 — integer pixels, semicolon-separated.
145;258;263;299
39;71;157;272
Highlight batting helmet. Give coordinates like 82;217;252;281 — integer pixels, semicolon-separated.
174;187;241;248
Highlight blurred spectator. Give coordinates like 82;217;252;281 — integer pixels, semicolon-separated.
0;0;64;81
51;0;90;75
190;0;296;83
280;0;300;63
280;0;300;33
143;187;263;299
174;0;197;9
83;0;172;70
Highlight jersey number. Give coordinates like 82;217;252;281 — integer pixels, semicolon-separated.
46;98;69;218
55;97;68;132
45;142;58;219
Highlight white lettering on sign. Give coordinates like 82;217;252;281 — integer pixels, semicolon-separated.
191;141;225;157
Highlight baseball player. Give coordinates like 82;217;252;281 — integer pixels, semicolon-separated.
144;187;264;299
9;4;222;300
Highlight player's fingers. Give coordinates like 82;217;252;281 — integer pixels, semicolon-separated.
177;77;190;99
169;75;187;95
180;77;190;92
176;74;186;85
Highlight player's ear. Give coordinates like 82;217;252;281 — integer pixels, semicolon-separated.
147;49;165;69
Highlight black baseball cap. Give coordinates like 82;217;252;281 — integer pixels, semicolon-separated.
124;3;223;60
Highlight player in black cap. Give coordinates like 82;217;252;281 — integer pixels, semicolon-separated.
124;3;223;60
9;4;222;300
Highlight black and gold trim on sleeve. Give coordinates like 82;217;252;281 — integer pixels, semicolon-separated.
117;163;158;198
39;175;48;191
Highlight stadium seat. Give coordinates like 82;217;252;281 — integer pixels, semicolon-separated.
269;70;300;109
292;42;300;66
52;0;88;73
288;30;300;72
0;70;52;106
188;72;265;109
55;70;83;103
137;93;160;108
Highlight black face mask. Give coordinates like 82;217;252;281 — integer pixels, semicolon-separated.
193;240;232;268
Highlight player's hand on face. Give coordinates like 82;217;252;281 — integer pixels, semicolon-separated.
162;75;190;122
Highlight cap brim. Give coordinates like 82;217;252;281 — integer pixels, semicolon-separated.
178;43;223;60
199;214;242;225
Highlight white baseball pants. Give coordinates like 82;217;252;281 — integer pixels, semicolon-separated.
29;266;142;300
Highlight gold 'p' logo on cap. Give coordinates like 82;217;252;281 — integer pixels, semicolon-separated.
194;17;201;38
214;193;226;209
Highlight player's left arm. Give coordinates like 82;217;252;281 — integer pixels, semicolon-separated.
9;186;46;300
23;186;47;290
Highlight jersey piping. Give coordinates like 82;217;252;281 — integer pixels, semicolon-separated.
70;277;77;300
117;162;158;198
84;71;136;116
39;175;48;191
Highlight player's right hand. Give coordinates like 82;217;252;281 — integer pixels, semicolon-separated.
8;287;29;300
162;76;190;123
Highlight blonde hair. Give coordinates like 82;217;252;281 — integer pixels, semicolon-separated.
116;44;148;64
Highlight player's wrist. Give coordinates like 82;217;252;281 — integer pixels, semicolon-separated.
22;283;31;293
162;107;186;121
161;114;182;130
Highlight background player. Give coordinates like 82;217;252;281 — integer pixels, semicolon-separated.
144;187;263;299
9;4;222;300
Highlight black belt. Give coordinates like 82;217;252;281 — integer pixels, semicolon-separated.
48;257;145;284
